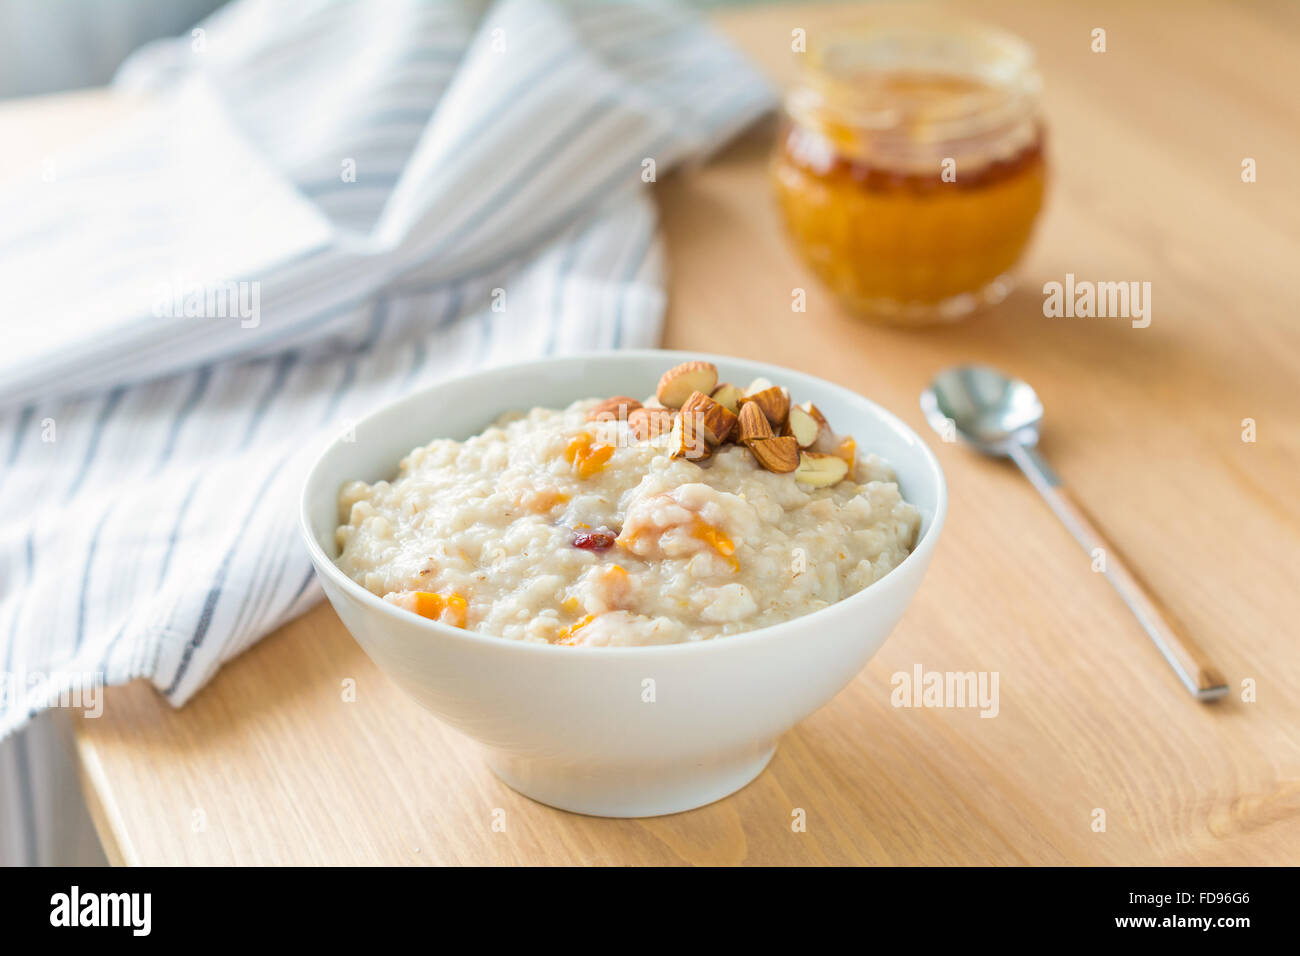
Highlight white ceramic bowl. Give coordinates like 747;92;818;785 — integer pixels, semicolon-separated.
300;350;946;817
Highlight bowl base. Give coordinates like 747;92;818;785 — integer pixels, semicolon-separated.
485;741;778;818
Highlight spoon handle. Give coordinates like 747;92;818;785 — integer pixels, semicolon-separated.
1007;444;1228;701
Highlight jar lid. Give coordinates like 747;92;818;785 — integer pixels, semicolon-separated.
788;12;1041;152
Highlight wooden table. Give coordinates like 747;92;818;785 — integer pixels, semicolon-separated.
17;0;1297;864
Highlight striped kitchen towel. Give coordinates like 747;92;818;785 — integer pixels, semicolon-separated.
0;0;773;737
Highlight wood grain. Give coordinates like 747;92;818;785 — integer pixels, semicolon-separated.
1024;472;1229;698
20;0;1299;864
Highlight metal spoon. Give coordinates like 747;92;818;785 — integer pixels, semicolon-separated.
921;364;1228;702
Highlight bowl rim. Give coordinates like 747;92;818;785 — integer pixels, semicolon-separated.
299;348;948;657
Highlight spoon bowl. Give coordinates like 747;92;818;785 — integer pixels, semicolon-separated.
921;364;1044;455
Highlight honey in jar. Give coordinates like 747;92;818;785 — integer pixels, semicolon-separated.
773;16;1046;323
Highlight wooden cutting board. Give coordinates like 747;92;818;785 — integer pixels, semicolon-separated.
49;0;1300;864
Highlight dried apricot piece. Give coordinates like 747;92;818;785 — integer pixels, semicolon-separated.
564;433;615;478
833;436;857;471
555;614;596;646
692;521;739;571
412;591;468;628
522;488;570;513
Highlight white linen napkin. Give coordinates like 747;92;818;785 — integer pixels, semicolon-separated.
0;0;772;737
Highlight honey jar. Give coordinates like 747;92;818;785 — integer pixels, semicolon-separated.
773;15;1046;323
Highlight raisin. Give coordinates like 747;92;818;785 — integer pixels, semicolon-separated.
572;528;617;550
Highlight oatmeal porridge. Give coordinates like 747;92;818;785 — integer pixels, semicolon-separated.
333;360;921;646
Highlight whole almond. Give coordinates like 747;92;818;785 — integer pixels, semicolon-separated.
680;390;737;445
748;436;799;473
736;401;774;444
657;360;718;409
627;406;674;440
587;396;642;423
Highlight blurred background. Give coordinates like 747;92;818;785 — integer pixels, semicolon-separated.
0;1;222;97
0;0;759;97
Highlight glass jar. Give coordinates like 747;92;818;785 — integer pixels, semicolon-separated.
772;14;1046;324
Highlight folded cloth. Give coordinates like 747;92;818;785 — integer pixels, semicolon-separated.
0;0;772;737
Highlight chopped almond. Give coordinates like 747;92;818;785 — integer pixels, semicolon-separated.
657;361;718;409
785;404;821;448
680;390;737;446
710;382;742;414
586;396;642;423
737;401;774;444
739;385;789;428
799;401;830;430
647;359;861;488
628;406;674;441
748;435;800;473
670;412;711;461
794;451;849;487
